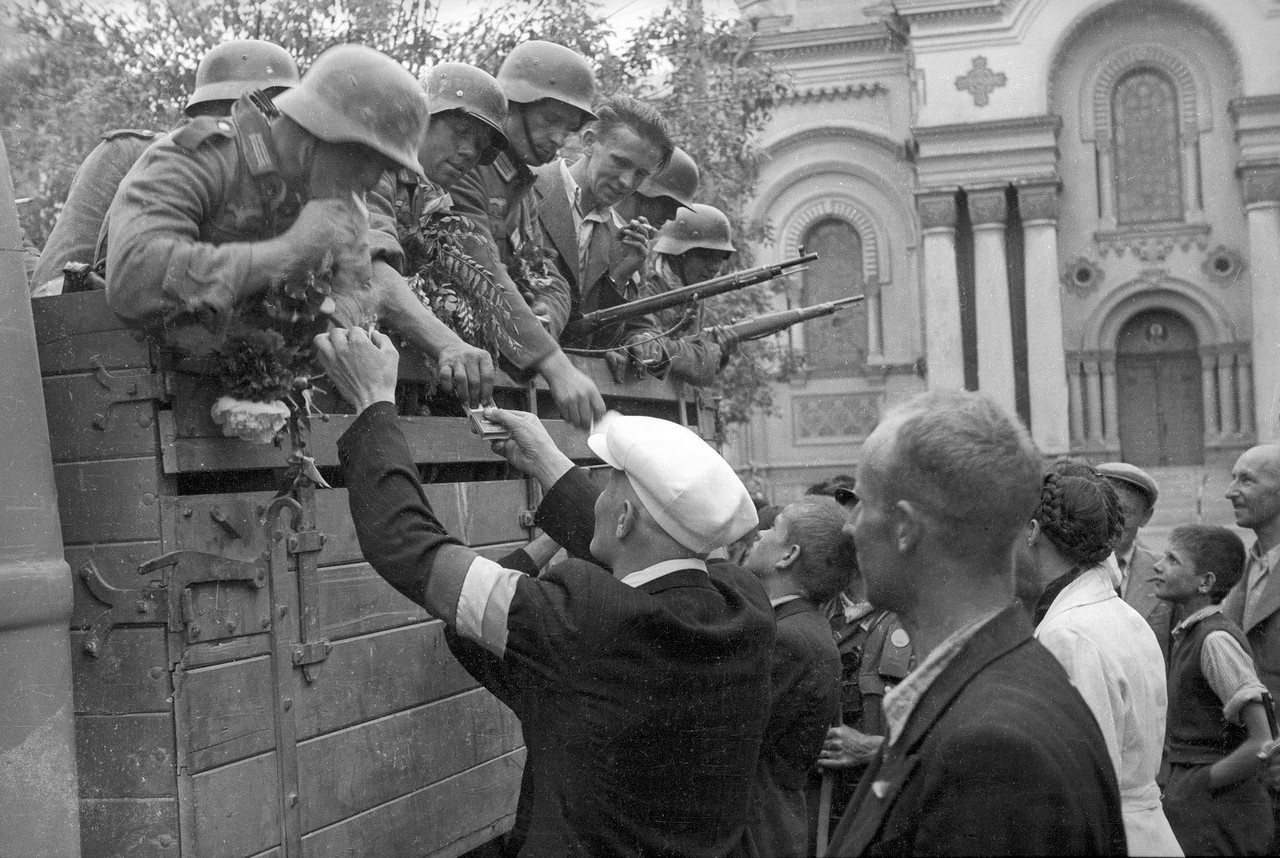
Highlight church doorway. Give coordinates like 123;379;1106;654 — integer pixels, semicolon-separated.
1116;309;1204;466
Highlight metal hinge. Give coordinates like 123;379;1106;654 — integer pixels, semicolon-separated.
80;551;266;655
286;522;330;682
89;359;166;431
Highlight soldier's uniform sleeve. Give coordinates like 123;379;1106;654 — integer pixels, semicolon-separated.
366;170;405;272
451;168;563;370
31;131;154;292
103;124;252;328
665;336;726;387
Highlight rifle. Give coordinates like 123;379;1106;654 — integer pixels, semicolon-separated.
711;294;864;347
575;253;817;333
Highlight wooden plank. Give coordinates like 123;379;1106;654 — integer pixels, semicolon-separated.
33;292;152;376
189;751;281;858
297;687;523;832
313;562;427;639
294;621;480;740
76;713;176;798
67;541;163;630
455;480;531;545
79;797;179;858
301;751;524;858
54;458;162;544
72;626;171;714
177;655;275;773
43;371;160;462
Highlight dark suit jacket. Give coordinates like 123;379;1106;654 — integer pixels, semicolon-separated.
736;598;841;858
1122;540;1177;663
1222;545;1280;700
828;604;1127;856
339;406;776;858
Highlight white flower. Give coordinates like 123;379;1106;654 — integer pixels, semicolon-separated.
210;396;290;444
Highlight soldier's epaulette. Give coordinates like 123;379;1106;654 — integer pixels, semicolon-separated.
170;117;235;152
493;151;519;183
101;128;157;142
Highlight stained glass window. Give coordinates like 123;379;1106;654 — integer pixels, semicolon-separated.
1113;69;1183;225
800;219;867;374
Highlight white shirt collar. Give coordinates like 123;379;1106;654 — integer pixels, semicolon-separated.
620;558;708;589
560;157;622;229
770;594;803;608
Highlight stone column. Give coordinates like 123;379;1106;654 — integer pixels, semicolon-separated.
1243;164;1280;441
1239;346;1256;438
1017;181;1070;455
1200;345;1220;440
1097;141;1117;226
867;280;883;361
967;187;1017;415
1067;356;1085;446
917;190;965;390
1084;354;1105;444
1101;351;1120;450
1218;348;1239;437
1181;139;1200;215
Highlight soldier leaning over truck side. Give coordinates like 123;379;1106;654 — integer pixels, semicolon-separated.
447;40;606;430
31;39;301;297
99;44;496;408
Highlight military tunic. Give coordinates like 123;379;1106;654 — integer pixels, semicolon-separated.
635;256;733;387
30;129;156;295
103;98;396;331
368;166;559;370
447;151;564;368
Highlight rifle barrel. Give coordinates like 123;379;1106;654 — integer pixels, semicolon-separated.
712;294;865;344
578;252;818;331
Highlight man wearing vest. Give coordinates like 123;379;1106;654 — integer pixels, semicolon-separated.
102;44;494;406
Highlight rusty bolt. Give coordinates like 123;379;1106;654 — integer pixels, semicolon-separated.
126;382;138;395
138;414;152;428
283;697;293;711
288;792;299;807
189;625;202;640
135;600;148;615
84;640;100;656
278;605;288;618
157;834;174;848
149;667;164;680
181;506;193;518
261;616;271;630
141;492;157;506
226;621;238;634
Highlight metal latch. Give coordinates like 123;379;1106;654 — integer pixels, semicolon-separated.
80;550;266;655
89;359;165;431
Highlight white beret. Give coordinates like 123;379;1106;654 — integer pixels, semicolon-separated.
587;412;758;553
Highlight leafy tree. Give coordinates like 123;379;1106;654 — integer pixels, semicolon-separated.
1;0;794;426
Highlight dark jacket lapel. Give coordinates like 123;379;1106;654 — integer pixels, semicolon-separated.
531;164;581;287
639;568;716;596
774;597;822;622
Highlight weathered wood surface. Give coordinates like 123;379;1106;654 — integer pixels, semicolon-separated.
188;751;281;858
301;751;524;858
76;713;176;798
178;654;274;773
72;627;171;714
79;796;179;858
55;458;162;544
32;291;151;375
43;370;160;462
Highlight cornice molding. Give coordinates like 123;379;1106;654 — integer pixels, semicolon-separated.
889;0;1012;23
781;82;889;105
750;22;904;57
914;113;1062;142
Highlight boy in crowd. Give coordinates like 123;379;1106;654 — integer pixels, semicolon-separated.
1156;524;1274;854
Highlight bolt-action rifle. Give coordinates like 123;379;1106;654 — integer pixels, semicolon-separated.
575;252;818;334
711;294;865;348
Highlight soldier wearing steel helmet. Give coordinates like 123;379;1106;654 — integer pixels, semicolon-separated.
30;39;300;296
368;61;587;410
448;40;606;431
102;44;494;405
615;145;699;233
613;203;740;386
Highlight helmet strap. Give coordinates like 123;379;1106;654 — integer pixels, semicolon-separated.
517;101;542;166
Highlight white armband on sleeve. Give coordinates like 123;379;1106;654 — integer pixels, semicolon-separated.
455;555;524;657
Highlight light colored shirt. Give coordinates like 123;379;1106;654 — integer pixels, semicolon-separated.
770;594;803;609
1243;542;1280;630
881;608;1002;747
1173;603;1268;723
559;158;623;279
1118;542;1138;598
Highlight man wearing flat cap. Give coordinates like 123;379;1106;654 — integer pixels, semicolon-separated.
1097;462;1176;661
315;325;774;858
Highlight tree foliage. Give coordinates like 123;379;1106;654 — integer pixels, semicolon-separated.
1;0;794;426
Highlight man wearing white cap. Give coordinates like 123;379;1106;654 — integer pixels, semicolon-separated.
315;325;774;858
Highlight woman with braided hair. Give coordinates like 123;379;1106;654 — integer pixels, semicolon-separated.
1029;460;1183;857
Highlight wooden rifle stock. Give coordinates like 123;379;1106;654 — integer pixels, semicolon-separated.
711;294;865;347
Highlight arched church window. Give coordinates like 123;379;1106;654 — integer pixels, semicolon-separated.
1112;68;1183;225
800;218;867;374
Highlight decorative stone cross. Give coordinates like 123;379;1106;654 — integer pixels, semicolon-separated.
955;56;1007;107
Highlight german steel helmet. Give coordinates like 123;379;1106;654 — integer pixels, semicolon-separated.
496;41;597;119
274;44;428;175
424;62;510;165
187;39;300;114
654;203;736;256
638;146;698;208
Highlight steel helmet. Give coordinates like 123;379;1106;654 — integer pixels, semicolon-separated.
497;41;596;120
424;62;510;165
638;146;698;209
274;44;428;175
186;39;300;115
654;203;735;256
